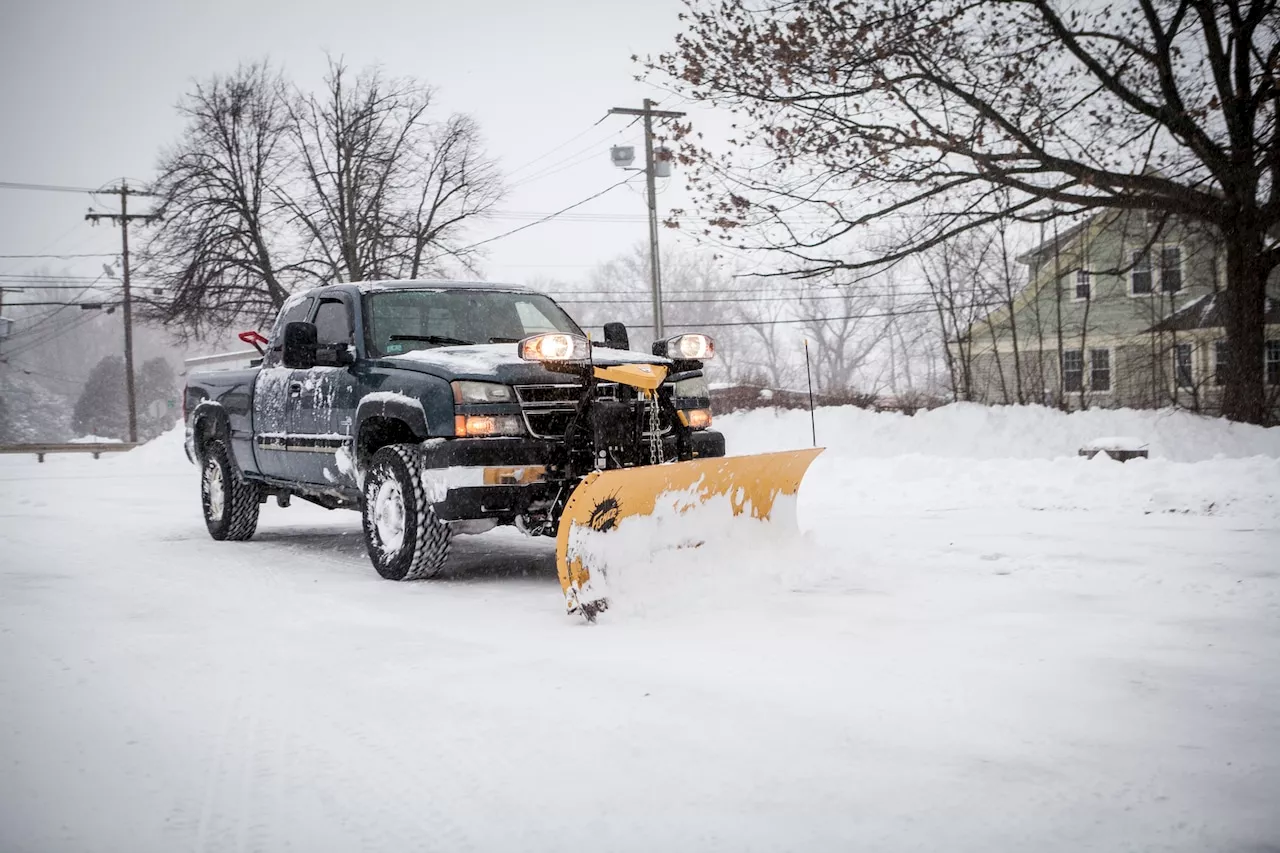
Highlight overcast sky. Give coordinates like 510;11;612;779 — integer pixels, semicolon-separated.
0;0;717;298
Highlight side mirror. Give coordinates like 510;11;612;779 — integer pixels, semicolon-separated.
282;322;317;369
602;322;630;351
315;342;356;367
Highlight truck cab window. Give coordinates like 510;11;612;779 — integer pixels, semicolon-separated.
266;298;313;366
314;299;353;347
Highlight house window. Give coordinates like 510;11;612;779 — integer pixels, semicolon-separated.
1075;270;1091;300
1267;340;1280;386
1090;348;1111;392
1062;349;1084;392
1160;246;1183;293
1215;340;1228;386
1131;251;1153;294
1174;342;1194;389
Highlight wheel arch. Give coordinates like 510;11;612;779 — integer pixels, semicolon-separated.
190;401;230;461
354;397;432;472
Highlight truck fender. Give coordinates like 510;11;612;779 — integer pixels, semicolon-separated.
352;393;441;474
189;400;230;461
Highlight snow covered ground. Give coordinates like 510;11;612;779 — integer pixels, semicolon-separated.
2;404;1278;852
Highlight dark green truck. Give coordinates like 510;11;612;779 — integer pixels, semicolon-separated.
184;280;724;581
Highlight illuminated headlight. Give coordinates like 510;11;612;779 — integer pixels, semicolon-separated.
454;415;525;437
673;376;710;399
519;333;590;362
664;333;715;360
680;409;713;430
452;381;513;403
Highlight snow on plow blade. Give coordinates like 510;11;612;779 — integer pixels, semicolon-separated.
555;447;824;621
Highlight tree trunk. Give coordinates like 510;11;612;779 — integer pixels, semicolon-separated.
1221;227;1268;424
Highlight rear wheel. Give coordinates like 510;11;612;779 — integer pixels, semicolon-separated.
361;444;452;580
201;439;261;541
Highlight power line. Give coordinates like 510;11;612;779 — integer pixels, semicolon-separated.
0;283;123;290
0;252;118;260
2;301;122;307
576;301;999;329
460;177;640;251
0;180;105;194
508;118;643;190
1;272;110;342
0;309;104;359
0;272;134;281
502;114;611;177
552;291;940;304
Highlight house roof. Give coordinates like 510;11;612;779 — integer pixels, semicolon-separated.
1015;217;1097;267
1144;291;1280;333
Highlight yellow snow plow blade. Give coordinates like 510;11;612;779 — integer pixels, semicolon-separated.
555;447;824;621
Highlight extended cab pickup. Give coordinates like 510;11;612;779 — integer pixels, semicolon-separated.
185;280;725;581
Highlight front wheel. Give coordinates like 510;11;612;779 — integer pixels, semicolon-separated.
201;439;261;541
361;444;452;580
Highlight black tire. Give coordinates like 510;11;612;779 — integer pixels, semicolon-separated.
361;444;452;581
201;438;261;541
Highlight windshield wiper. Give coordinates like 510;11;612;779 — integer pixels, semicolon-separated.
389;334;474;347
488;336;521;344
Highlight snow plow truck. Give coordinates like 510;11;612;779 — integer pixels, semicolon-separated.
183;281;822;620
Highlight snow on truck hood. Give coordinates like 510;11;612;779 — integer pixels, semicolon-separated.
384;343;672;383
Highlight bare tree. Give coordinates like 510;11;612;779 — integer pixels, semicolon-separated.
142;58;502;335
397;114;503;278
654;0;1280;424
798;287;892;393
287;58;501;283
140;62;296;337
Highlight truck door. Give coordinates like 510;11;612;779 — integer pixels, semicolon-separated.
253;296;312;481
290;296;360;488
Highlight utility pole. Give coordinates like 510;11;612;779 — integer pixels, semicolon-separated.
86;180;159;444
609;100;685;340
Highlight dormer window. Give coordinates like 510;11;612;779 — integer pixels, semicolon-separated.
1131;251;1152;294
1130;245;1182;295
1159;247;1182;292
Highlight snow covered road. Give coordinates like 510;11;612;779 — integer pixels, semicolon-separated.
2;407;1279;852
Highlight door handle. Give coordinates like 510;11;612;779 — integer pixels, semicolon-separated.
288;381;304;396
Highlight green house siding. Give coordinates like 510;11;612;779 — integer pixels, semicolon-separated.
957;212;1279;416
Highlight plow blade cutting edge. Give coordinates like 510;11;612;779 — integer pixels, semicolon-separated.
555;447;824;621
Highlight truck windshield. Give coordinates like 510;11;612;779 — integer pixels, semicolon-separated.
363;289;583;357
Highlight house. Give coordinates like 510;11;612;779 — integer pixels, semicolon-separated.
953;211;1280;419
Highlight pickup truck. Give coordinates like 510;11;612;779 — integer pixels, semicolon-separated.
184;280;725;582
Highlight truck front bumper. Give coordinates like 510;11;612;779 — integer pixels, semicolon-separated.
421;431;726;522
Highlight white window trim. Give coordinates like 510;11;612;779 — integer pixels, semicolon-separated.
1266;339;1280;387
1213;339;1228;387
1087;346;1114;395
1158;245;1185;294
1061;348;1085;394
1072;269;1091;302
1127;243;1183;297
1172;341;1196;391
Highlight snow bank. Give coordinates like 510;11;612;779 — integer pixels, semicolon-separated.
717;402;1280;461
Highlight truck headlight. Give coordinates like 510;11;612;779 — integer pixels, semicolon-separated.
664;333;715;360
519;333;590;362
451;381;514;403
454;415;525;437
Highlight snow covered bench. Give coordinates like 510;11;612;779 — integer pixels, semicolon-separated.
0;443;137;463
1078;436;1149;462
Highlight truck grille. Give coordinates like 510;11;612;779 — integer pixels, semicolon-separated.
513;383;672;439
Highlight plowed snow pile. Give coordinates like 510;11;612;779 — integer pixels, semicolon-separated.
591;404;1280;619
2;403;1277;853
